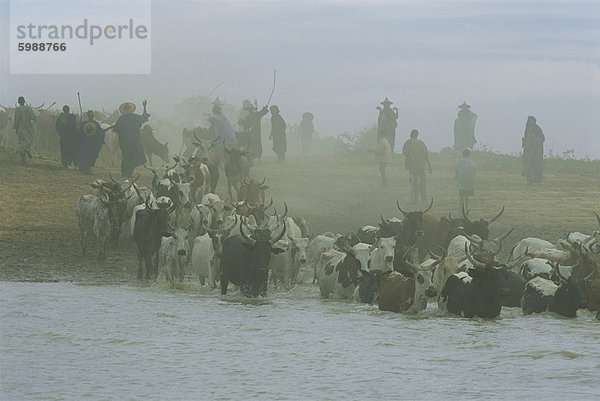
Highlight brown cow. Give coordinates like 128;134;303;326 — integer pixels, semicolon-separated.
422;212;463;256
586;279;600;311
141;125;169;167
378;271;415;313
238;178;268;205
224;143;250;200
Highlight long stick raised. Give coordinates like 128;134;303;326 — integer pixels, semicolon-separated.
77;92;83;121
266;69;277;107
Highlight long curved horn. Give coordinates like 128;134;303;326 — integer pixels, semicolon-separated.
223;215;238;232
281;202;288;219
402;244;419;271
553;262;569;284
448;211;453;219
487;206;505;224
430;246;446;261
263;197;274;211
380;214;386;224
396;199;408;217
223;141;232;152
211;134;221;146
270;220;287;245
594;211;600;226
259;177;266;186
109;174;120;185
582;231;598;247
144;164;156;173
493;227;513;244
36;102;45;109
463;232;482;245
44;101;56;111
465;242;486;269
423;197;433;214
462;203;472;223
239;220;256;245
0;104;9;111
584;264;597;281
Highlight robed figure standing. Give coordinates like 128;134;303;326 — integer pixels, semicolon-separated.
521;115;545;184
13;96;36;164
238;99;268;163
377;97;398;153
453;102;477;151
113;100;149;177
269;105;287;163
55;105;81;168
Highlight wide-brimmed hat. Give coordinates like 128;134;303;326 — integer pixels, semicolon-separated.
458;102;470;109
119;102;136;115
380;97;393;106
82;121;98;137
302;112;313;120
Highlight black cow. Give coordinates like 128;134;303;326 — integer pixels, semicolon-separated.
220;220;286;297
498;268;527;307
440;243;509;318
354;269;383;304
393;198;433;271
521;264;592;317
133;196;172;280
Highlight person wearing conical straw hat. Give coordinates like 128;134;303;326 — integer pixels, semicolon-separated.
453;101;477;151
113;100;150;177
75;110;105;175
377;97;398;153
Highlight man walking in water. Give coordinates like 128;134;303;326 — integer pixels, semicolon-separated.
12;96;36;164
402;129;432;202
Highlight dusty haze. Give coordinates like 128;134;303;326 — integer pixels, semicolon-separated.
1;0;599;157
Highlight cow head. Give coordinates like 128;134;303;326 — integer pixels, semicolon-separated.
461;205;505;240
192;131;220;165
463;228;513;265
356;269;383;304
371;236;396;271
169;175;195;209
464;242;510;299
428;248;467;293
288;235;309;265
238;177;268;205
162;225;190;257
224;142;249;170
396;198;433;237
402;245;437;299
203;215;238;258
551;262;592;316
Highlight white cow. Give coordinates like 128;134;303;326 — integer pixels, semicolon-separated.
270;217;306;287
201;193;227;229
368;236;396;272
191;217;237;288
316;249;357;299
158;226;190;288
507;237;572;270
76;194;112;259
190;203;212;239
428;253;467;309
308;233;341;283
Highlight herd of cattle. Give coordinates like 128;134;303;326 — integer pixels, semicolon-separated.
75;141;600;320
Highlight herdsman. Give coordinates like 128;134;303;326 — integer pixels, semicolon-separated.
402;129;432;203
298;112;315;155
269;105;287;163
522;115;545;184
76;110;106;175
453;102;477;151
113;100;149;178
377;98;398;153
238;99;268;164
13;96;36;164
55;105;80;168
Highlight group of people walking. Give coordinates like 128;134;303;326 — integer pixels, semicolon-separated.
374;97;545;212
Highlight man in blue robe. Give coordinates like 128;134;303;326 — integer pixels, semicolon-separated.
76;110;106;175
55;105;80;168
113;100;149;177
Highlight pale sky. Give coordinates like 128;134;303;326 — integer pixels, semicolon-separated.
1;0;599;156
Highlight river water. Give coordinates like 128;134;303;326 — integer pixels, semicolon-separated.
1;281;599;401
